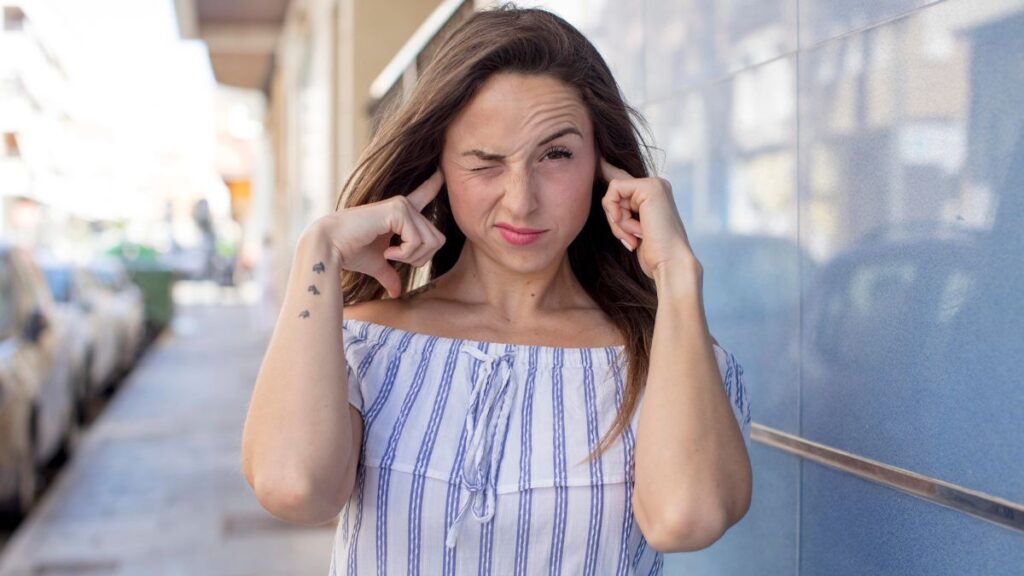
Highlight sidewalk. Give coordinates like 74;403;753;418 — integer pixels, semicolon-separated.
0;286;335;575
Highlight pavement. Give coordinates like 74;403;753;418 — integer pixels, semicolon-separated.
0;282;336;576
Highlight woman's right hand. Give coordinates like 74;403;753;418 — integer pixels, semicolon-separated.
304;168;447;299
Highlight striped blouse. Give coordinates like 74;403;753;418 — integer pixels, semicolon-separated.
330;318;752;576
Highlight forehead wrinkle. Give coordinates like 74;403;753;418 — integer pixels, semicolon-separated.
460;105;588;161
522;98;587;128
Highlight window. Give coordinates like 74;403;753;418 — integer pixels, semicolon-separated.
3;7;25;32
3;133;19;158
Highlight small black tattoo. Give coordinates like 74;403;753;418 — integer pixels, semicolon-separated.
312;261;325;274
298;310;310;319
308;284;320;295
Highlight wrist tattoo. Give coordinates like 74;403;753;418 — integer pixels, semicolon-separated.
308;284;320;295
298;310;310;319
312;261;325;274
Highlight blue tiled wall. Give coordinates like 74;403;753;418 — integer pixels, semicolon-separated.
524;0;1024;572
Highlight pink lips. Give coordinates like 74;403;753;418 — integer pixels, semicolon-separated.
496;223;546;246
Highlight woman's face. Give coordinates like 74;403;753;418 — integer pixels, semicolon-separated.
440;72;596;273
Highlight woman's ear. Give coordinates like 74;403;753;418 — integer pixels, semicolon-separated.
428;182;448;224
594;161;610;202
592;151;604;186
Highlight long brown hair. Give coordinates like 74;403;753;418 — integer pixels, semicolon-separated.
336;4;657;463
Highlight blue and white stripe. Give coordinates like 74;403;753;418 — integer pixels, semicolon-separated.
512;345;539;576
407;338;464;574
548;347;569;574
331;318;751;575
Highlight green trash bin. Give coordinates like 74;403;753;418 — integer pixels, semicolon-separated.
127;263;175;334
106;243;176;337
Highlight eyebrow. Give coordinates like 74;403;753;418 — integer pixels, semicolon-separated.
460;127;582;161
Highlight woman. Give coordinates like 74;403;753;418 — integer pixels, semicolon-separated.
241;5;752;575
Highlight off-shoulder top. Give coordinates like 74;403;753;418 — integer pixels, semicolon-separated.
329;318;752;575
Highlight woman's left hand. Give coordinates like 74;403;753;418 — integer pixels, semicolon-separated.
600;157;700;279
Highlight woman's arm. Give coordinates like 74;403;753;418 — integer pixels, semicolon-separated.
631;258;753;553
241;223;362;526
240;169;444;526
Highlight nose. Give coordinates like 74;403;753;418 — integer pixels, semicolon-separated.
501;167;538;218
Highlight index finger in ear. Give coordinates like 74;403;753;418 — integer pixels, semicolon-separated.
600;157;633;183
405;168;446;212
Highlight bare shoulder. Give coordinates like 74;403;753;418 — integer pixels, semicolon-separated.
343;279;444;327
343;298;402;324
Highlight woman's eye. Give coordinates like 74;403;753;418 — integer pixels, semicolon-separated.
544;147;573;161
471;165;495;172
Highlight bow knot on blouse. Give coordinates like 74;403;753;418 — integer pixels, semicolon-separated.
445;345;518;549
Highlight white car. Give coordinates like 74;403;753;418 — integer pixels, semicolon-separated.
0;244;77;521
39;260;121;411
87;258;146;380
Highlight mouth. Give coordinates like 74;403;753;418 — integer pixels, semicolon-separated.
495;223;547;246
496;223;545;234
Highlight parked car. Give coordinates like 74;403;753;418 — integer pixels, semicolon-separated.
0;243;77;521
88;257;145;380
801;223;985;472
38;258;121;412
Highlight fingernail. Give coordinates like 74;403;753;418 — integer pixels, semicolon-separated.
620;238;634;252
633;232;643;239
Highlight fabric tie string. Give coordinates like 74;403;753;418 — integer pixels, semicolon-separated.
445;345;518;549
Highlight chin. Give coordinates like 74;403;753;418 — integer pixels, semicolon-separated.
496;245;570;275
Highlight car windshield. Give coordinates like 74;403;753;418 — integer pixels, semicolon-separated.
0;259;13;335
43;267;72;302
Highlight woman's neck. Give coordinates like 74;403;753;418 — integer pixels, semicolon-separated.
428;244;595;324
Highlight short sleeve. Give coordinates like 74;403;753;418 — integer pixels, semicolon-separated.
712;343;752;444
341;322;366;414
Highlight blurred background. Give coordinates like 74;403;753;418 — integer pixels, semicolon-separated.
0;0;1021;574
